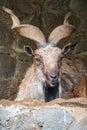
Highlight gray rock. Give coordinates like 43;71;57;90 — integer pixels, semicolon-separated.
35;108;74;130
70;115;87;130
0;98;87;130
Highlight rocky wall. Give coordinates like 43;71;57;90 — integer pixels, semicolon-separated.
0;0;87;100
0;98;87;130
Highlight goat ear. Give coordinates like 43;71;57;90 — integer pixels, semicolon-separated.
24;46;34;57
62;42;78;55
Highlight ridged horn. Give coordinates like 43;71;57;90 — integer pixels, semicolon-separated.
48;12;75;45
3;7;46;47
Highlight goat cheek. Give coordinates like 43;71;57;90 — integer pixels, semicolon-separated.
54;65;58;74
37;62;44;70
44;67;49;79
44;65;49;73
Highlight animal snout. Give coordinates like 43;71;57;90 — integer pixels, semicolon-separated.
50;70;57;80
50;74;57;79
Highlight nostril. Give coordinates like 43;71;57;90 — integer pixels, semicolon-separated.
50;69;57;79
50;74;57;79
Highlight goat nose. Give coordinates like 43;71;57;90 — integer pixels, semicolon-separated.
50;74;57;79
50;70;57;79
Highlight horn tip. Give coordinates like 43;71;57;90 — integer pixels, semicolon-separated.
3;6;13;15
63;11;72;25
3;6;7;12
3;6;8;11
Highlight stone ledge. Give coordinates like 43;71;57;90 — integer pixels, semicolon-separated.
0;98;87;130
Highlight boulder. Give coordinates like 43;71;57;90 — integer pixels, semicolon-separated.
0;98;87;130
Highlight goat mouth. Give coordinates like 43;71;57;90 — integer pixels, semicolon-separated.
45;74;58;87
46;80;57;87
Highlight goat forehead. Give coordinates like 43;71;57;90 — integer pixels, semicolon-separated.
35;45;62;58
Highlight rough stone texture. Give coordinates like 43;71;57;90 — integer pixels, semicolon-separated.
69;0;87;19
0;55;16;79
0;98;87;130
0;0;87;99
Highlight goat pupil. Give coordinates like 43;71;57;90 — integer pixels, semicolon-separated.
36;58;40;61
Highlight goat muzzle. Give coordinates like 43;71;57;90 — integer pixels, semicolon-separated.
45;69;59;87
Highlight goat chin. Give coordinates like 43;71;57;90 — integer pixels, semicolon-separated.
46;79;58;87
46;80;55;87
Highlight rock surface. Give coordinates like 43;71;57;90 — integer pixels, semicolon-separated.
0;0;87;99
0;98;87;130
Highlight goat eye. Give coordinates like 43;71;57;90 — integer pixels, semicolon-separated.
35;57;42;65
35;57;41;62
35;57;43;68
